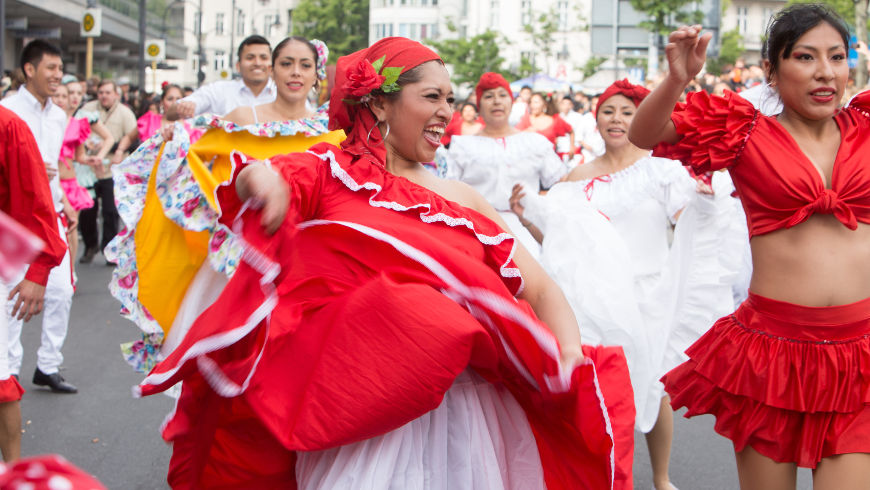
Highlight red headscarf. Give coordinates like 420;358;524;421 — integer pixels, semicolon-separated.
329;37;442;164
475;72;512;103
595;79;650;115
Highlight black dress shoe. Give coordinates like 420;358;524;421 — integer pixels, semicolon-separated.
79;248;97;264
32;369;77;393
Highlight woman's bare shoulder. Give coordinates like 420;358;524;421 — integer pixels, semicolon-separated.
224;106;255;126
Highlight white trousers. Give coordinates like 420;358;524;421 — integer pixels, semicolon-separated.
4;217;72;375
0;281;9;380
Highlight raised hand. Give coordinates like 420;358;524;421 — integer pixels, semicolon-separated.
237;163;289;235
509;183;527;222
665;25;713;85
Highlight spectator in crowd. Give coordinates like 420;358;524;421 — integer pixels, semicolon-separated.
79;80;137;264
137;84;185;142
1;40;78;394
117;76;131;106
556;95;584;164
166;35;274;119
441;100;483;147
508;84;532;126
516;92;574;154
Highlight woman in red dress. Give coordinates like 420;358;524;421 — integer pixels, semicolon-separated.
516;92;574;154
631;5;870;489
137;37;631;489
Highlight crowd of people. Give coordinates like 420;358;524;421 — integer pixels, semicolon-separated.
2;2;870;489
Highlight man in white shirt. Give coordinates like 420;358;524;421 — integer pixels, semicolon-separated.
0;40;77;394
508;85;532;127
166;35;275;119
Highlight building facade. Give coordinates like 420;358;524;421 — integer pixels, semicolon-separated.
159;0;298;89
2;0;185;83
720;0;786;64
369;0;593;86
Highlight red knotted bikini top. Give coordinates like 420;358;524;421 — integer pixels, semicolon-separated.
654;90;870;238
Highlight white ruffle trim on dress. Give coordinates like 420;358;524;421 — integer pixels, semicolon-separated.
295;369;546;490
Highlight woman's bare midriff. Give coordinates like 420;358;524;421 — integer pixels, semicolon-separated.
749;215;870;306
58;162;76;180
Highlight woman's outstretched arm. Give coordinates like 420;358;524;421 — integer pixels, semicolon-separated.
629;25;712;149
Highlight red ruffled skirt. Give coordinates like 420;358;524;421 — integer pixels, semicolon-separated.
663;292;870;468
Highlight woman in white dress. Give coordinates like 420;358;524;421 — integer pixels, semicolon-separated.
512;79;744;490
441;72;567;259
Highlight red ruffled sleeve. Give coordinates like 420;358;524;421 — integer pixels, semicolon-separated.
552;114;572;138
215;149;324;229
846;89;870;118
653;90;758;173
0;108;66;286
76;117;92;145
515;113;531;130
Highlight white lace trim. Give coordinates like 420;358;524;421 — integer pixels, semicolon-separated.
307;149;525;294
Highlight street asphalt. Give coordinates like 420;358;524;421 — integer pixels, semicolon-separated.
16;254;813;489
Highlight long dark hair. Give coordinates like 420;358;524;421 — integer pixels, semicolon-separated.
764;4;849;82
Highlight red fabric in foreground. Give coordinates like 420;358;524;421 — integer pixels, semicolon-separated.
0;106;66;286
0;376;24;403
654;90;870;238
141;146;622;489
663;291;870;468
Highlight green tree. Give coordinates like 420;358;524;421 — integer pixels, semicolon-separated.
426;29;513;86
629;0;705;38
292;0;369;63
706;28;744;75
582;56;607;78
522;6;560;73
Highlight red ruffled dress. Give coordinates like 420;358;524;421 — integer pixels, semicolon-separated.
516;113;573;150
656;90;870;468
137;143;631;489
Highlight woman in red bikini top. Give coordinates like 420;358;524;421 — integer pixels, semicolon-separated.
630;4;870;489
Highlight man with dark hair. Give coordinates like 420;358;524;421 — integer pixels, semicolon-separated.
79;79;137;264
509;84;533;126
1;40;78;394
166;35;274;119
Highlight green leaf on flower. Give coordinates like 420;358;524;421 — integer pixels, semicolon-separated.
381;82;401;93
381;66;403;86
371;55;386;73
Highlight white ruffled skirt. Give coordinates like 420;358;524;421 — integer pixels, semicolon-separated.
295;370;546;490
521;172;745;432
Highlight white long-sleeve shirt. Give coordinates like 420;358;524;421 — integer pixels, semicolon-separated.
2;86;66;212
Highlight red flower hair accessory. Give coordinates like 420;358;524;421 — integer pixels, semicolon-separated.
595;79;650;115
342;55;404;104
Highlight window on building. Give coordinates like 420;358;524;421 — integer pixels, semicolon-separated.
558;0;569;31
214;50;226;71
410;23;418;39
421;24;428;39
399;23;409;37
216;13;224;35
490;0;499;28
237;12;245;36
737;6;749;34
521;0;532;26
763;7;774;29
432;0;437;5
264;14;277;37
422;0;428;5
